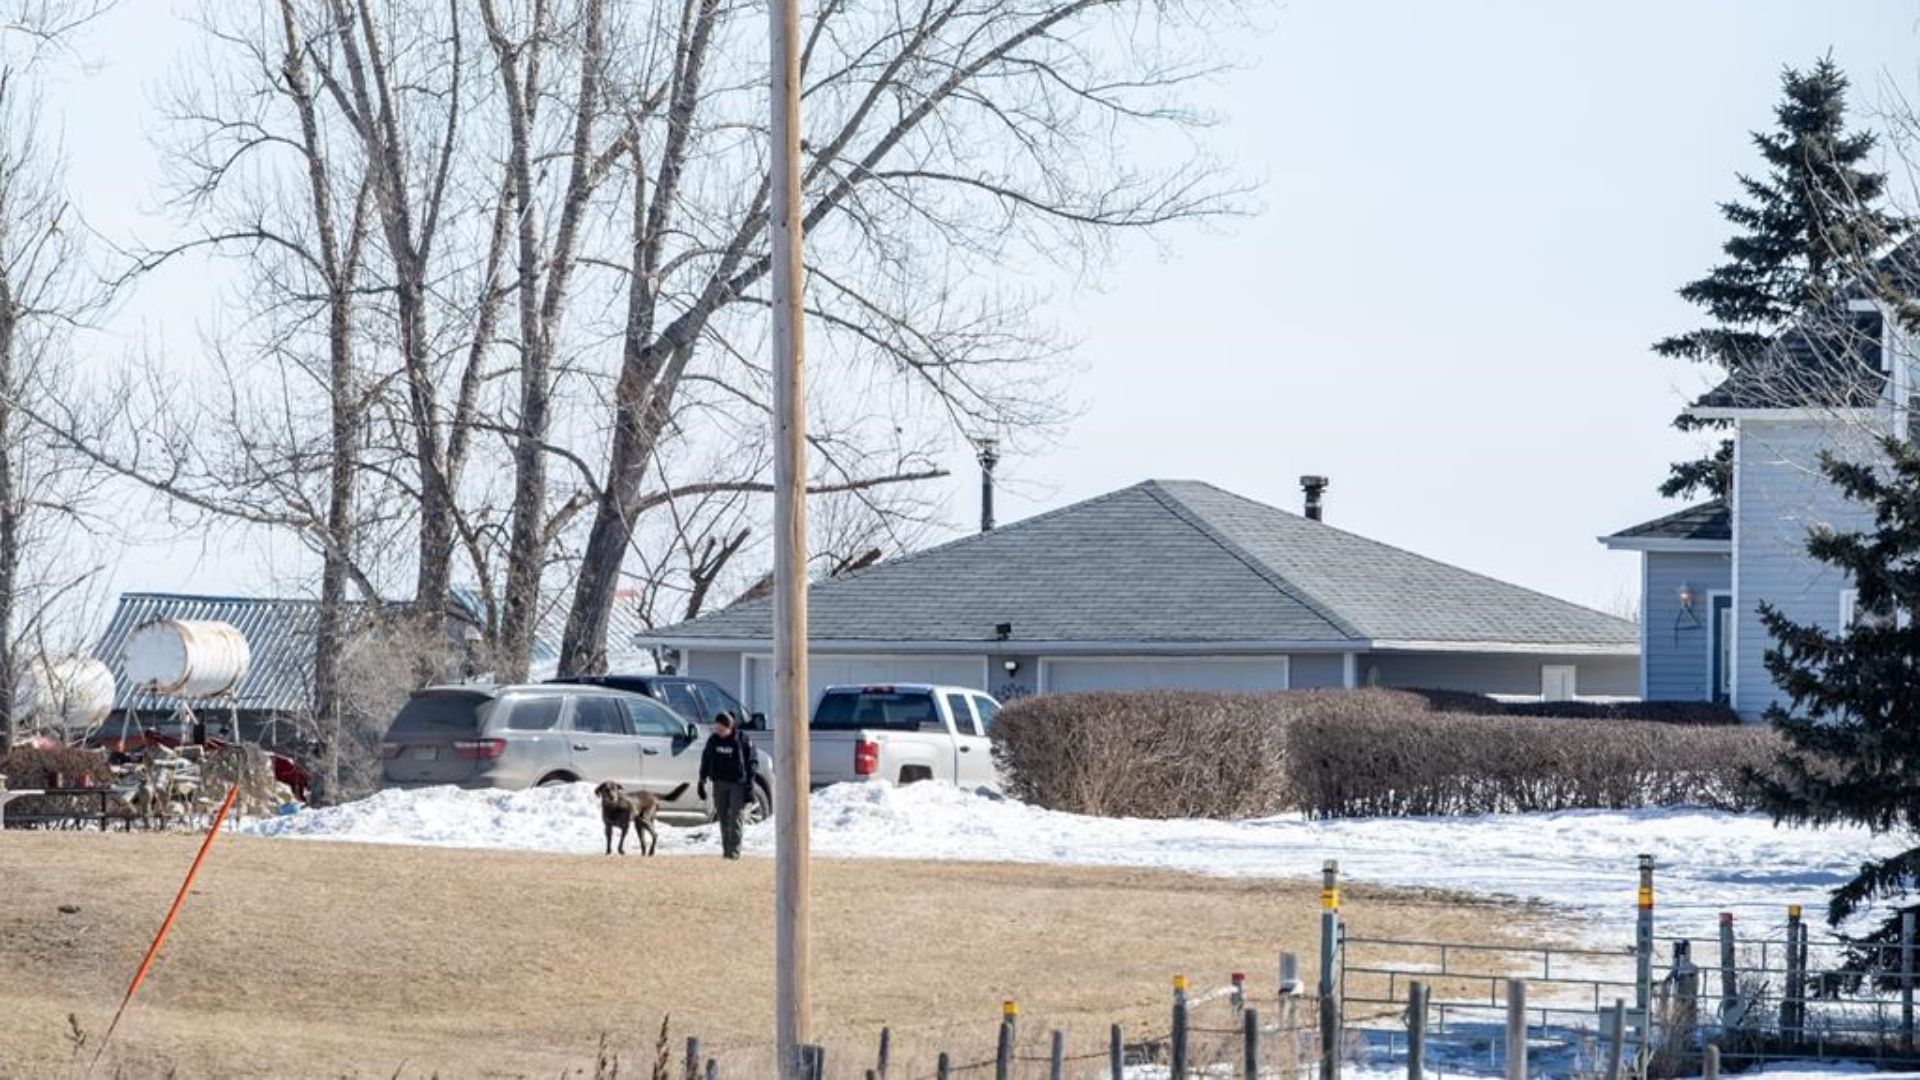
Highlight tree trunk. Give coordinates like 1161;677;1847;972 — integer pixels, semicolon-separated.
0;304;16;747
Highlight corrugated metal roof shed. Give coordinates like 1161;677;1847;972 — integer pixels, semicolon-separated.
93;593;326;713
94;588;660;714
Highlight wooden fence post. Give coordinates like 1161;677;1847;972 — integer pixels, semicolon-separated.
1110;1023;1123;1080
1406;980;1427;1080
684;1037;702;1080
1672;939;1699;1054
878;1026;891;1080
996;1003;1016;1080
704;1059;717;1080
1505;979;1527;1080
1605;998;1626;1080
1172;975;1191;1080
1244;1007;1260;1080
1050;1029;1066;1080
1703;1043;1720;1080
937;1050;951;1080
1718;913;1737;1026
1280;951;1302;1032
1783;905;1806;1046
1903;910;1915;1054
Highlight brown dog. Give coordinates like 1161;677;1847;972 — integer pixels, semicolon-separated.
593;781;659;856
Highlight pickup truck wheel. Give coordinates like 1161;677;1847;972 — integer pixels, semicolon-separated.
745;783;772;826
897;766;933;786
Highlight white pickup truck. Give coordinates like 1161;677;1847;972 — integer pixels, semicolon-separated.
808;684;1001;790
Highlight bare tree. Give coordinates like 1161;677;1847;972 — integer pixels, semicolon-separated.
0;0;111;744
478;0;615;680
555;0;1241;673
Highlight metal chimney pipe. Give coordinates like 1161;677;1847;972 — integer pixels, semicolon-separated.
1300;475;1329;522
978;438;1001;532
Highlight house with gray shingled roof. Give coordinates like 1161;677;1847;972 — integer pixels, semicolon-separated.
1602;248;1912;719
640;479;1638;714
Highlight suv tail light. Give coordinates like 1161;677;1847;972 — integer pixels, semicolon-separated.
379;743;403;760
454;738;507;761
854;738;880;777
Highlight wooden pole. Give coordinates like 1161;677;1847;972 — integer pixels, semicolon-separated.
768;0;810;1074
1604;999;1626;1080
1505;979;1527;1080
1406;981;1427;1080
1902;910;1915;1053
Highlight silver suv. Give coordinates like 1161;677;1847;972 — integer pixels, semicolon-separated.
379;683;772;824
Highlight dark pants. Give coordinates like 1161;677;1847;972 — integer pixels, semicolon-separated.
713;780;749;858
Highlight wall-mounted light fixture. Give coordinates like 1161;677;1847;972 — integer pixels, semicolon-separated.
1002;659;1020;675
994;622;1014;641
1673;582;1702;642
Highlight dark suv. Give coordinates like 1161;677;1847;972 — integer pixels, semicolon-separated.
546;674;767;730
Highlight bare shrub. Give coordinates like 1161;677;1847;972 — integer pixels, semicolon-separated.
0;744;112;820
315;618;466;804
992;691;1289;819
994;690;1780;820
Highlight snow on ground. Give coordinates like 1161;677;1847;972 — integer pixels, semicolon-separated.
241;781;1904;940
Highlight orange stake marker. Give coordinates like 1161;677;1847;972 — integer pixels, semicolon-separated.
91;784;240;1073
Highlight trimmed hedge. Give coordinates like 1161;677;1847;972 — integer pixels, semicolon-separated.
1500;699;1740;725
991;689;1777;820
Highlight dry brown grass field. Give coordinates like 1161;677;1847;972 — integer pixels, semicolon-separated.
0;832;1560;1078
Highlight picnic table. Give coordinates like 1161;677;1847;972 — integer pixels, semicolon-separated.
0;786;127;829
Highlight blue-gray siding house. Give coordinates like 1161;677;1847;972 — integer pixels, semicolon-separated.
1604;276;1901;720
1600;503;1731;703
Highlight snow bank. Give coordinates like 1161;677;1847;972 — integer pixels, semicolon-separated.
241;782;1903;936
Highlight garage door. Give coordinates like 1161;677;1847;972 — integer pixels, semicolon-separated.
1041;657;1291;693
743;654;987;716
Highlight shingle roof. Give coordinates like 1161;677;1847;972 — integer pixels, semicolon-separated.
643;480;1637;650
1694;314;1886;411
1603;500;1731;544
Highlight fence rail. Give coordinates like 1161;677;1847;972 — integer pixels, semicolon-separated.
626;857;1920;1079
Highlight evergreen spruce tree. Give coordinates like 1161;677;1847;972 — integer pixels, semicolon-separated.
1656;57;1907;500
1756;436;1920;959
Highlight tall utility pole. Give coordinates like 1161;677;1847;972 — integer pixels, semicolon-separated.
768;0;812;1076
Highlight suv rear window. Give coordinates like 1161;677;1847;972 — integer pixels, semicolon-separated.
502;696;564;731
389;693;492;738
812;689;945;733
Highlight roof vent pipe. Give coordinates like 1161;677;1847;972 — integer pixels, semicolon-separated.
1300;475;1329;522
977;438;1000;532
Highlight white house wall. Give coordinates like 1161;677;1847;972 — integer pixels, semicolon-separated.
1040;656;1294;693
1361;651;1637;697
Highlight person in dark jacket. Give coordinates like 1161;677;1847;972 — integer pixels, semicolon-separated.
697;712;757;859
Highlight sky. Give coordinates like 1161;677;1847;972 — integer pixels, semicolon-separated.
41;0;1920;616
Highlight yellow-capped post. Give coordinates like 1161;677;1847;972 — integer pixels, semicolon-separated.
1171;975;1191;1079
1633;854;1654;1071
1319;859;1340;1080
996;1000;1018;1079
